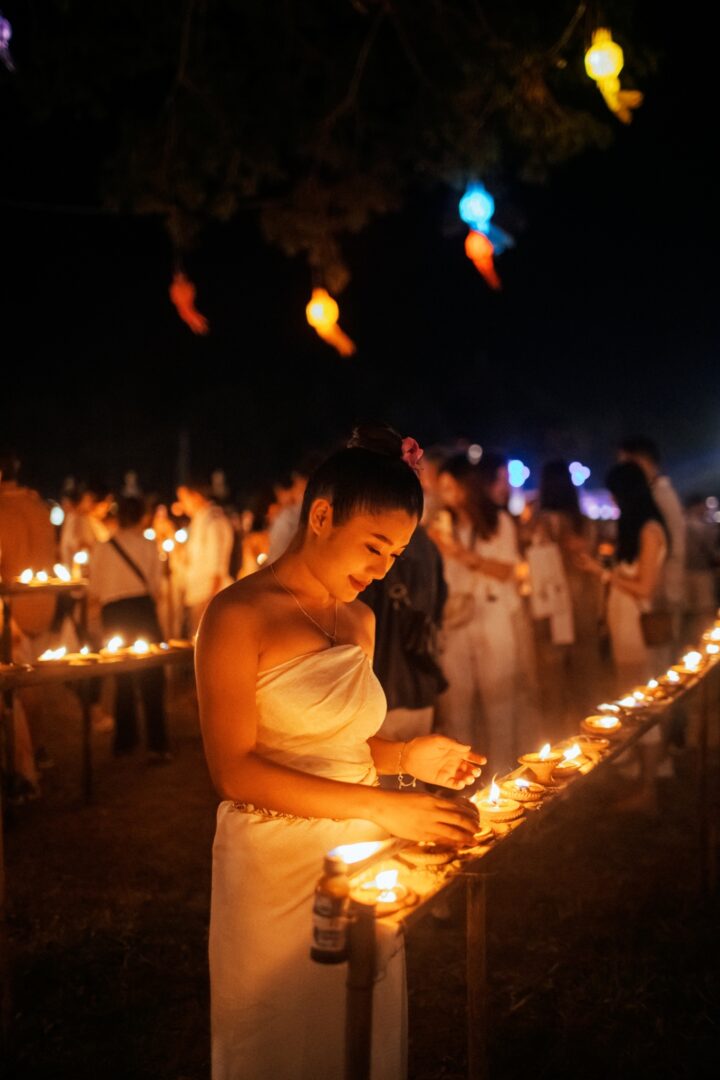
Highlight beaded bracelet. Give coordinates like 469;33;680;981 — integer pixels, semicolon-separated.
397;742;417;789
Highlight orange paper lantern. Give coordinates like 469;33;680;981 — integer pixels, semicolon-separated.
464;230;501;290
169;272;209;335
305;288;356;356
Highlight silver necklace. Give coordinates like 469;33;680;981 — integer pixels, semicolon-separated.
270;562;338;645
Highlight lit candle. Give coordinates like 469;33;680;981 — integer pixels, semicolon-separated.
162;539;175;554
53;563;72;582
130;639;150;656
354;866;413;915
582;714;623;738
554;743;586;775
35;570;48;583
104;636;124;655
330;841;389;866
499;776;544;803
38;646;67;662
517;743;562;785
471;779;523;823
174;528;188;544
18;568;33;584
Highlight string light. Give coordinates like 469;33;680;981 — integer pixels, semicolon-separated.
584;28;643;123
305;288;356;357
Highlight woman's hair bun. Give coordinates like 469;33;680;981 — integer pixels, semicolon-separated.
346;421;403;459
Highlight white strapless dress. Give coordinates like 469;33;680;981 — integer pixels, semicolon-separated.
209;644;406;1080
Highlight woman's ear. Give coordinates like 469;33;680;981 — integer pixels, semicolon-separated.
307;498;333;537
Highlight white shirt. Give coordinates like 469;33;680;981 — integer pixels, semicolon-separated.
652;475;686;606
184;504;234;605
88;530;162;606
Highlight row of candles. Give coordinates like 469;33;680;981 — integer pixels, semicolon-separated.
36;636;192;664
326;620;720;918
10;527;192;589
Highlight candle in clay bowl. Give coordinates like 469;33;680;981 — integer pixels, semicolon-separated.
582;714;623;739
471;779;523;826
517;743;562;785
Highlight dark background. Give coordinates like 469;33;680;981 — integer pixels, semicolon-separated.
2;5;718;501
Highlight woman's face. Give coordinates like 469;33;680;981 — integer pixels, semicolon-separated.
307;503;417;602
438;472;465;511
487;466;510;508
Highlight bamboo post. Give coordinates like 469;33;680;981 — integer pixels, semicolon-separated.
345;898;376;1080
466;873;488;1080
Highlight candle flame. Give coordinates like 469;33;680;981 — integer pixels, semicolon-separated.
706;643;720;655
489;778;500;803
710;628;720;641
53;563;72;582
36;570;48;582
666;669;680;683
162;539;175;553
73;550;89;565
39;646;66;661
632;691;646;701
19;568;33;583
80;645;90;655
362;868;400;903
647;679;659;689
539;743;551;760
106;636;124;653
682;651;703;670
597;703;621;714
330;840;386;865
174;528;188;543
515;777;530;789
618;695;638;708
131;639;150;655
563;743;581;762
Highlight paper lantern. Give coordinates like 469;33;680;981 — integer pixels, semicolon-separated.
169;272;209;335
0;11;15;71
459;183;495;233
305;288;356;356
584;28;643;124
464;230;501;290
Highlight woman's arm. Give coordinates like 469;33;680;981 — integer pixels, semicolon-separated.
611;522;665;600
195;592;478;842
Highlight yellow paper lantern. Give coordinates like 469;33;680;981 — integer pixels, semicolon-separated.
305;288;356;356
584;28;643;124
584;28;624;81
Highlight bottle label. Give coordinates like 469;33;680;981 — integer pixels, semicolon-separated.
312;914;348;953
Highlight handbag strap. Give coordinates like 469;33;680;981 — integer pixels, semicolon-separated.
109;537;149;589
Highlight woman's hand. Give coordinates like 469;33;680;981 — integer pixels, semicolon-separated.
373;790;480;844
402;735;486;790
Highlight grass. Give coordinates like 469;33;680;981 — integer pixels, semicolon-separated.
4;675;720;1078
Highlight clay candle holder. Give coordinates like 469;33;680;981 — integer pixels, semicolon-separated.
499;776;544;804
574;734;610;757
472;779;523;826
353;866;414;917
582;714;623;740
553;743;586;777
518;744;562;785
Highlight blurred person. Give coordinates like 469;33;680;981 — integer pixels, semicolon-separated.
429;451;529;775
0;448;60;795
236;489;274;579
363;523;448;783
683;494;720;644
524;461;605;735
88;496;171;761
267;453;324;561
59;481;114;566
619;437;685;663
176;475;234;633
578;461;669;813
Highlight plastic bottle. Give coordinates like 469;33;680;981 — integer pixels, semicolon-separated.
310;854;350;964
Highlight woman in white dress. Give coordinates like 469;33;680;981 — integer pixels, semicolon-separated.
429;452;528;776
578;461;669;813
195;426;484;1080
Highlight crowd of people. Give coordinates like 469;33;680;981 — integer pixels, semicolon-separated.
1;435;719;810
4;429;720;1079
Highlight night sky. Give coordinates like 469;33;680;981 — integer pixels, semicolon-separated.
3;5;719;502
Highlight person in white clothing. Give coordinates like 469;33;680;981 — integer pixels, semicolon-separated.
176;478;234;634
578;462;669;814
618;437;685;658
429;451;528;776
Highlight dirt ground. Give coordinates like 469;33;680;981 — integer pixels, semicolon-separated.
4;672;720;1079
